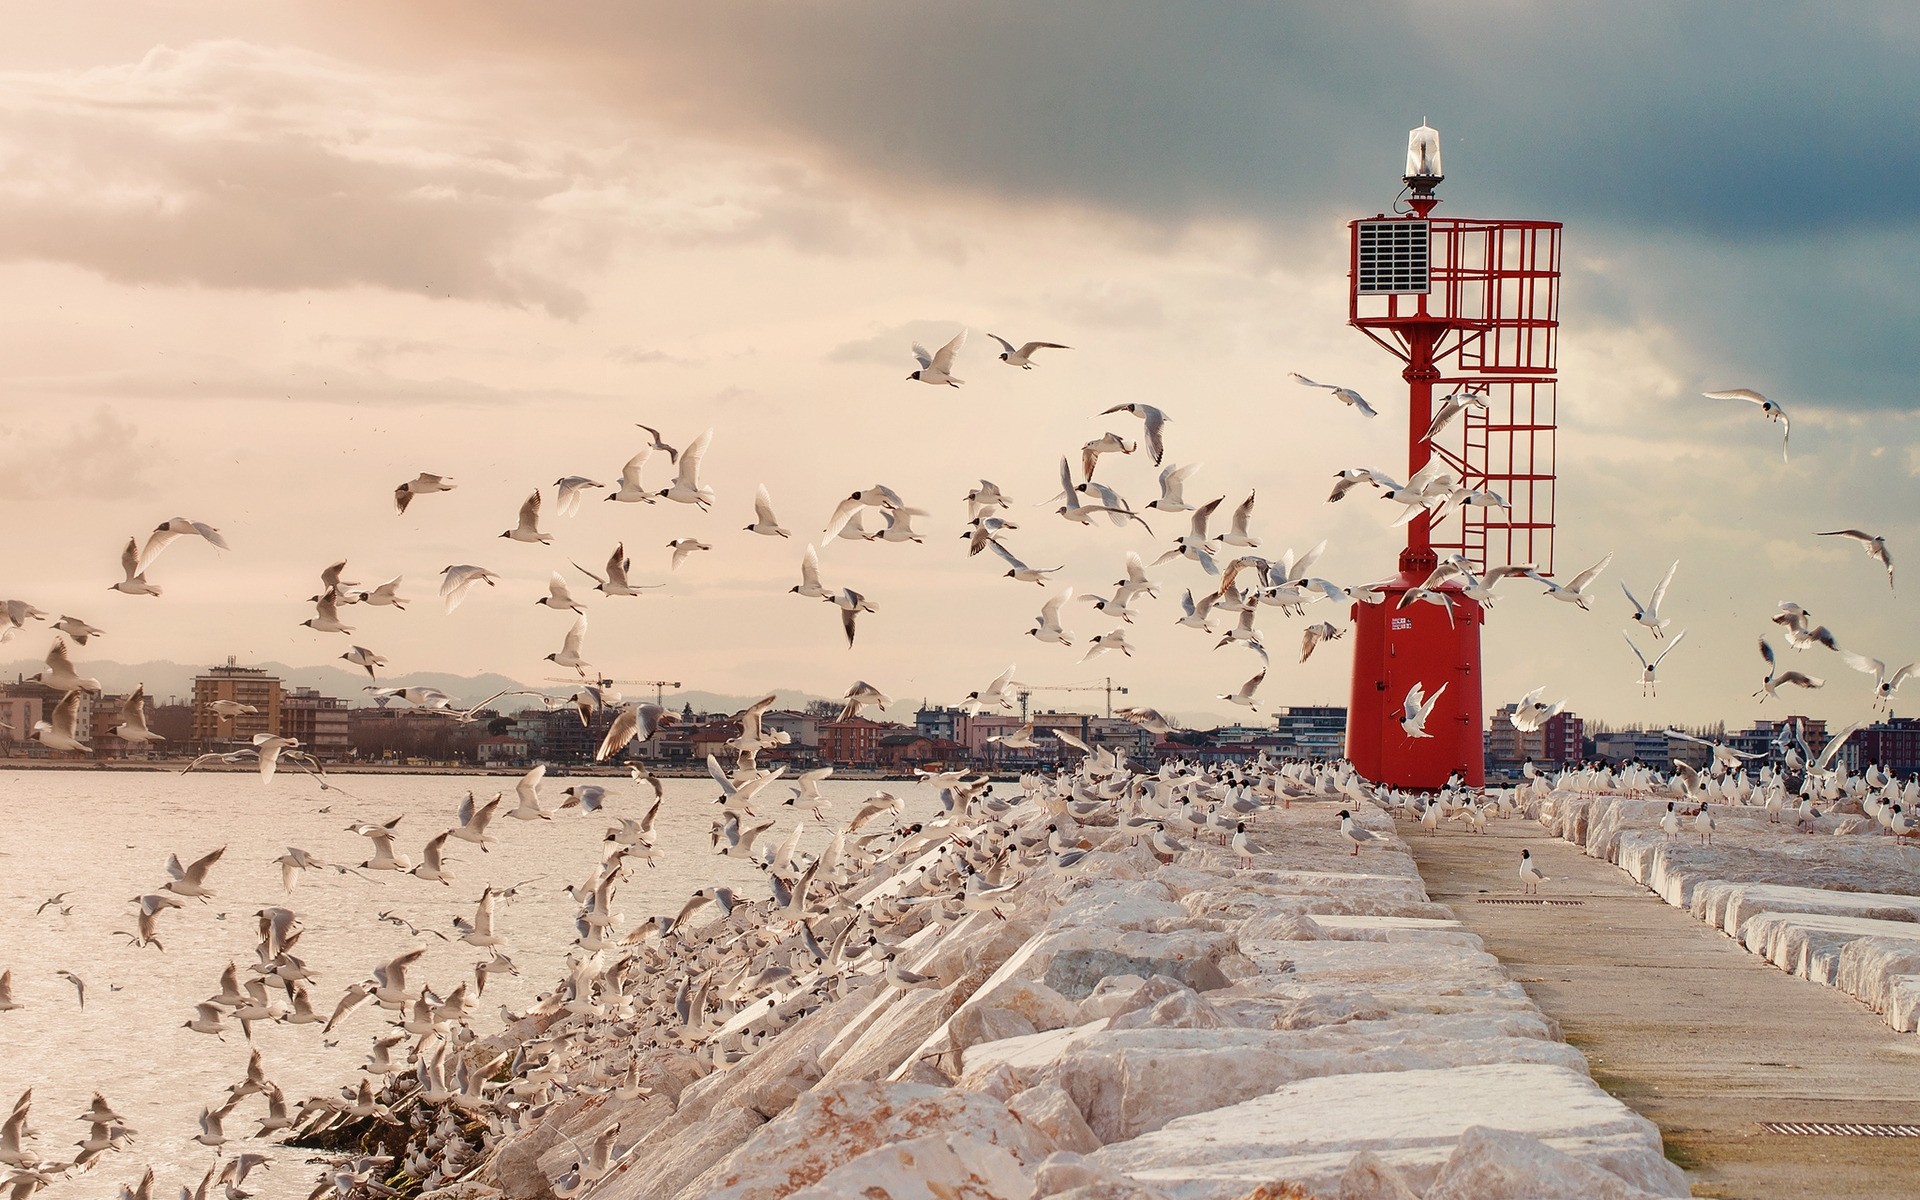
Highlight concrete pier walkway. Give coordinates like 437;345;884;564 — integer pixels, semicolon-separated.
1408;818;1920;1199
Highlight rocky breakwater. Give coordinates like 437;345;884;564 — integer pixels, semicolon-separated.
1544;779;1920;1034
349;766;1689;1200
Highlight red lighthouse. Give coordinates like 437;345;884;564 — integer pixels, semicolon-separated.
1343;125;1562;790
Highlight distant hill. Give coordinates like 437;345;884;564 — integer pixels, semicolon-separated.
0;656;836;715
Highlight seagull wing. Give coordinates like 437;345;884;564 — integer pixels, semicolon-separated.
1621;630;1651;669
1567;551;1614;593
1649;560;1679;610
517;489;542;531
986;332;1016;356
1650;628;1688;667
822;496;864;541
1289;372;1331;390
1703;388;1769;406
931;330;966;373
1758;637;1776;670
910;342;933;369
754;484;779;526
676;428;713;489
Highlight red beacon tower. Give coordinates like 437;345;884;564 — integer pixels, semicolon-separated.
1343;123;1561;790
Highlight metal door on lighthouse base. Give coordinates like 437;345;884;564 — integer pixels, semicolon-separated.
1347;572;1485;790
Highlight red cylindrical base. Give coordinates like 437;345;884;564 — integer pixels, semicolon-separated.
1345;563;1485;790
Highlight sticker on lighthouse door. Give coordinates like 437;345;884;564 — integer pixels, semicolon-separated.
1390;617;1412;631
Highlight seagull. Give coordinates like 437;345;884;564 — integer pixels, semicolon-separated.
789;544;831;599
1026;588;1075;646
55;970;85;1009
823;587;876;647
31;690;91;753
837;681;891;722
1080;628;1133;663
962;665;1019;715
1400;682;1447;739
1660;802;1682;841
273;846;329;891
1704;388;1790;461
1533;552;1613;610
1219;492;1259;548
438;565;499;613
1694;801;1716;846
746;485;791;537
1621;561;1678;638
1509;686;1566;732
1755;639;1824;702
206;699;256;719
1842;651;1916;708
1772;602;1841;652
989;722;1037;749
667;538;712;572
868;507;925;543
110;686;164;743
1219;668;1265;710
553;476;606;516
360;576;408;608
51;615;103;645
110;538;162;596
301;591;353;635
596;704;676;761
1101;402;1168;463
1519;850;1548;894
574;543;660;598
1338;810;1379;856
1290;372;1378;418
500;490;551;544
410;831;455;885
1231;823;1269;867
135;517;229;574
545;614;592;675
1300;622;1344;662
1423;388;1490;442
1080;432;1136;481
989;333;1068;370
658;428;715;508
1153;498;1223;575
990;539;1062;586
393;473;455;513
1819;529;1894;591
1623;628;1688;696
608;448;659;504
38;639;100;694
1145;462;1200;513
907;331;966;386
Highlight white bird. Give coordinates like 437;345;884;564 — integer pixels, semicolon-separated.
574;543;659;599
1819;529;1894;591
360;576;409;608
1080;628;1133;663
608;448;659;504
135;517;229;575
1219;668;1265;710
51;615;103;645
1027;588;1075;646
634;422;680;462
869;507;925;543
31;690;90;753
1153;497;1223;575
449;793;502;851
206;699;257;719
746;485;791;537
1660;802;1682;841
1704;388;1790;461
438;564;499;613
111;686;164;743
1842;651;1916;708
411;831;455;885
1533;552;1613;611
1694;802;1715;846
1300;621;1344;662
1519;849;1548;894
666;538;711;571
37;638;101;694
837;681;891;722
907;331;966;386
500;490;552;544
301;591;353;635
1080;432;1136;481
990;333;1068;370
393;473;455;513
545;614;592;675
1100;402;1168;463
789;544;831;600
596;704;676;761
1219;492;1260;548
1145;462;1200;513
1623;628;1688;697
989;722;1037;749
193;1101;237;1153
1509;686;1567;732
1230;823;1268;867
1422;388;1490;442
1338;810;1379;856
1621;561;1678;639
658;428;715;508
823;587;877;647
538;572;587;612
962;665;1019;715
110;537;162;597
990;539;1062;586
1754;638;1824;702
1290;372;1377;418
553;475;606;516
1399;682;1447;738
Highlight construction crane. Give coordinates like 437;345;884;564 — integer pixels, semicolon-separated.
543;677;682;705
1014;678;1128;720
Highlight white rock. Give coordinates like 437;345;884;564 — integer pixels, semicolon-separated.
785;1132;1032;1200
1423;1124;1664;1199
1009;1083;1101;1154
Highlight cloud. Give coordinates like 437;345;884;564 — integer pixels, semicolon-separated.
0;406;152;501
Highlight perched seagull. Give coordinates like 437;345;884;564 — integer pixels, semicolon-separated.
668;538;712;571
1101;402;1169;463
111;538;162;597
1518;850;1548;895
1819;529;1894;591
438;565;499;613
608;448;658;504
552;475;606;516
500;490;551;544
989;333;1069;369
658;428;716;508
51;615;104;645
1694;802;1716;846
1754;639;1824;702
1623;628;1688;697
574;543;660;598
1533;552;1613;610
746;485;791;537
1026;588;1075;646
789;544;831;599
339;646;387;681
1621;561;1678;638
1704;388;1790;461
1842;651;1916;709
1338;810;1380;857
1509;686;1566;732
1300;622;1344;662
1400;681;1447;738
823;587;877;647
135;517;229;574
1290;372;1378;418
1231;823;1269;867
1660;802;1682;841
111;686;164;744
907;331;966;386
393;473;455;514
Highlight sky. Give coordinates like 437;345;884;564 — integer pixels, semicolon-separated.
1;1;1916;730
